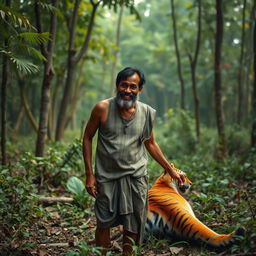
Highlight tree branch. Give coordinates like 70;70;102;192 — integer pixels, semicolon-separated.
34;0;47;58
46;0;59;75
193;0;202;66
73;0;101;63
68;0;81;55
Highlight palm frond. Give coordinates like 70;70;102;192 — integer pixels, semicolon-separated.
0;50;39;74
29;47;47;62
0;3;35;30
38;1;63;19
10;56;39;74
14;43;47;62
16;32;50;45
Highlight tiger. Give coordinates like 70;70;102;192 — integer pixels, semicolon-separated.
145;169;245;247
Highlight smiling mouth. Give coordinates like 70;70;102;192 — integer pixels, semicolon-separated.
123;95;132;100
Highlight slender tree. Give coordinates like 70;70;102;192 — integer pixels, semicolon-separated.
109;3;124;96
17;73;38;132
188;0;202;140
13;105;24;137
237;0;247;125
1;1;10;165
170;0;185;109
0;3;48;161
251;0;256;146
214;0;228;157
55;0;101;141
244;1;255;125
64;60;86;129
35;0;59;156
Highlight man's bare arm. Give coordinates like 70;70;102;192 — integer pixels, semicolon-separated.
144;132;185;185
82;101;107;197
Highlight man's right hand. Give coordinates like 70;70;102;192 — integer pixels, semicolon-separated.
86;173;98;198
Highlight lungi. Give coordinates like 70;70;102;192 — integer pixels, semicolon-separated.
94;175;148;244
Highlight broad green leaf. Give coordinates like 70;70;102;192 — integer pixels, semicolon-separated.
67;176;85;196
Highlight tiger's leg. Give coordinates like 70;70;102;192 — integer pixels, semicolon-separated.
123;230;137;256
95;227;110;256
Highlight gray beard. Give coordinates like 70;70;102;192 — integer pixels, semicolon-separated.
116;93;139;109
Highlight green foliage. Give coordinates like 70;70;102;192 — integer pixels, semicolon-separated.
155;108;197;159
173;154;256;254
0;167;41;241
67;176;92;208
65;241;102;256
67;176;85;196
60;138;84;171
16;32;50;45
226;125;250;156
0;3;34;30
9;55;40;74
17;139;84;186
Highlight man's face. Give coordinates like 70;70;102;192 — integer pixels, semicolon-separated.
116;73;143;109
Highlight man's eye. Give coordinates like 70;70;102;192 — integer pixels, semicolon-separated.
130;85;138;90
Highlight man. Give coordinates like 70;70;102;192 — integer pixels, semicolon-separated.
83;67;185;255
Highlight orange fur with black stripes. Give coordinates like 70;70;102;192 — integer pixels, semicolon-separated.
145;169;244;247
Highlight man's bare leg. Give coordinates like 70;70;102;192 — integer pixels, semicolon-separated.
95;227;110;256
123;230;137;256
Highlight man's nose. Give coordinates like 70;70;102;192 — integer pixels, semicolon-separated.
124;86;131;93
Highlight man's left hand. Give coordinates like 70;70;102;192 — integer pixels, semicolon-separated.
169;168;186;186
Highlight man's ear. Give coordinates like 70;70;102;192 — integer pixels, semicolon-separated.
139;86;143;93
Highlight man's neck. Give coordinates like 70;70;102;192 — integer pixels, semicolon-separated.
118;104;136;120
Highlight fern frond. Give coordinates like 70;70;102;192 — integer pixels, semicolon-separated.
0;3;35;30
60;139;83;170
16;32;50;45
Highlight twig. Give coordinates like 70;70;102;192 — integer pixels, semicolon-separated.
38;196;74;205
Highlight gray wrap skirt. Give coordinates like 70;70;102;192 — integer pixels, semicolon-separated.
94;175;148;244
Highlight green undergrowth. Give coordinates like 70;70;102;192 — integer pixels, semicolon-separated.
1;110;255;255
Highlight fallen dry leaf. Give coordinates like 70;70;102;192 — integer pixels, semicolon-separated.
38;248;47;256
169;246;184;255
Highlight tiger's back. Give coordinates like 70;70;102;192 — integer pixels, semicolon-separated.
145;170;245;247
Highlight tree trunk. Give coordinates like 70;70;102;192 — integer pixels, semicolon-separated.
55;0;99;141
188;0;202;140
1;44;8;165
237;0;247;125
214;0;228;157
51;74;62;131
109;3;124;97
35;0;58;156
1;0;11;165
64;61;85;129
13;105;24;137
189;56;200;139
251;0;256;146
244;1;255;126
170;0;185;109
17;75;38;132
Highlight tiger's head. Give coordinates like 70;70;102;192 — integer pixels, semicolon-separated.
154;168;192;195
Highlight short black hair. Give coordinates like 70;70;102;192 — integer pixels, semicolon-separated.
116;67;146;88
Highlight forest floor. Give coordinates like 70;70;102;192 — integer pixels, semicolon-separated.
0;206;244;256
1;183;255;256
1;141;256;256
